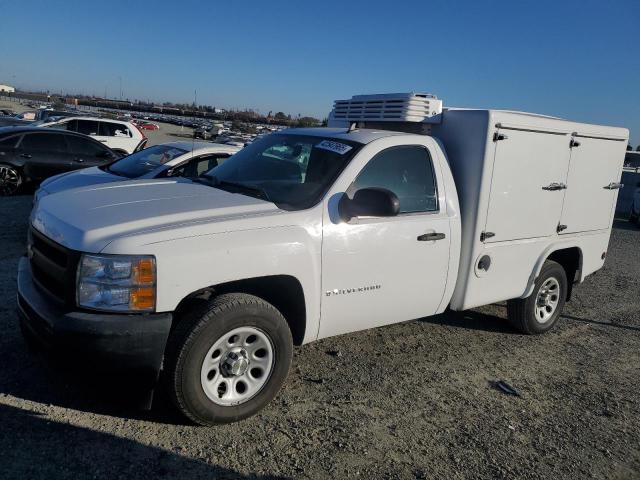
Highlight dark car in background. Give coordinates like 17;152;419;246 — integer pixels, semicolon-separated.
0;109;84;127
0;126;120;195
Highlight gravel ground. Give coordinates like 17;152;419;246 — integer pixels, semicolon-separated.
0;195;638;480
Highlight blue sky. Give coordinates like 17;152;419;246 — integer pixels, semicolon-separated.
1;0;638;144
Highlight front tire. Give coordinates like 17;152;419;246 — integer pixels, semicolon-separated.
164;293;293;425
507;260;567;334
0;164;22;195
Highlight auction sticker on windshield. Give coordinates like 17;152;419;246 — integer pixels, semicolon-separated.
315;140;353;155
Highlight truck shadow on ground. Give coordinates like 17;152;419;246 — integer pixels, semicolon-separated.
0;343;192;426
422;307;518;334
612;218;640;232
0;403;290;480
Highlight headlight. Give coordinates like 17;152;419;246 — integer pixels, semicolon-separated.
77;254;156;312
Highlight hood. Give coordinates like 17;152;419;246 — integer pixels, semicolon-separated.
32;178;279;252
40;167;122;194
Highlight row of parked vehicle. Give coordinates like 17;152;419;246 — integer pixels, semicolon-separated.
0;117;241;195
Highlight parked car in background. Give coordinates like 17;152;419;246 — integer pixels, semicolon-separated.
0;109;84;127
0;126;120;195
132;120;160;131
42;116;147;155
35;141;241;200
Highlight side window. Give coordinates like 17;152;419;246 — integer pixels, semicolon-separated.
20;133;68;152
100;122;131;137
194;154;228;176
0;135;19;148
171;154;229;177
66;135;110;157
76;120;100;136
349;145;438;214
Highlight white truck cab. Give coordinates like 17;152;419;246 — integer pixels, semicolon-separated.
18;93;628;425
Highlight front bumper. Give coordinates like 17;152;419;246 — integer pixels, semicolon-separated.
17;257;172;386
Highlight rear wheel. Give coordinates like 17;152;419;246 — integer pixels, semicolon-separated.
164;293;293;425
0;164;22;195
507;260;567;334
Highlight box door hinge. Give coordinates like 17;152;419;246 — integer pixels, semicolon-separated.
557;224;568;233
480;231;495;242
493;132;508;142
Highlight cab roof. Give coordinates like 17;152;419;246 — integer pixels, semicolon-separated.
164;141;241;152
280;127;408;144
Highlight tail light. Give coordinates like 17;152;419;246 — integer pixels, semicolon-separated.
132;122;146;139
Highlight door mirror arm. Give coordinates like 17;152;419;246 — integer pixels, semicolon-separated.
339;188;400;222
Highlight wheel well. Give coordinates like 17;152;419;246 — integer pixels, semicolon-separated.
546;247;582;300
173;275;307;345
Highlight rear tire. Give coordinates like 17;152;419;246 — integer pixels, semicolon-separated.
0;164;22;195
164;293;293;425
507;260;567;334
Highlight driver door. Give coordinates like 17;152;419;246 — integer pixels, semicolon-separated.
319;142;451;339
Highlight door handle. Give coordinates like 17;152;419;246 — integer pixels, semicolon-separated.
75;158;84;163
417;232;446;241
603;182;623;190
542;182;567;191
20;153;32;159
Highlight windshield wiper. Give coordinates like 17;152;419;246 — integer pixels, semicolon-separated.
196;175;271;202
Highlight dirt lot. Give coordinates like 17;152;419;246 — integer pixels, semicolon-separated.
0;194;638;480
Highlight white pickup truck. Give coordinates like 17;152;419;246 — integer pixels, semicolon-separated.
18;93;628;425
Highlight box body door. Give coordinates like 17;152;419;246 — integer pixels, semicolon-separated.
484;128;570;242
559;136;626;234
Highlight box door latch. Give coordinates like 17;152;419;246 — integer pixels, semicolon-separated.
480;231;495;242
493;132;508;142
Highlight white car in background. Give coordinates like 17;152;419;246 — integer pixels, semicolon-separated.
35;141;242;201
42;116;147;155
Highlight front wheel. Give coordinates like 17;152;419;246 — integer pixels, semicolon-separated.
507;260;567;334
164;293;293;425
0;164;22;195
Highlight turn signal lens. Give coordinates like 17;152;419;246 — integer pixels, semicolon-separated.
130;287;156;311
133;258;156;285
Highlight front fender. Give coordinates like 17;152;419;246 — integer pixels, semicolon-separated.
103;221;322;344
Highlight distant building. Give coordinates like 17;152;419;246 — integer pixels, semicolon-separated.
0;84;15;93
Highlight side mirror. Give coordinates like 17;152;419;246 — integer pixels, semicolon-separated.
339;187;400;222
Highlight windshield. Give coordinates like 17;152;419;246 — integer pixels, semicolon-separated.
107;145;188;178
202;133;363;210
